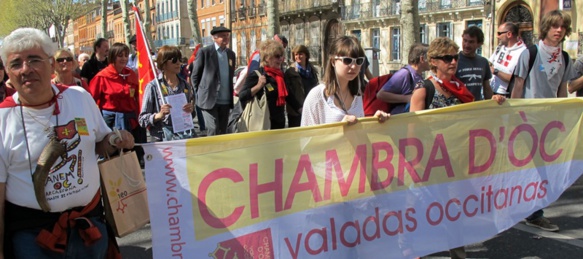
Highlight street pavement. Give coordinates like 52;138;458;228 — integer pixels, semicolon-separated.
118;175;583;259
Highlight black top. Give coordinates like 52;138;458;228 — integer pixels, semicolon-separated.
80;55;108;84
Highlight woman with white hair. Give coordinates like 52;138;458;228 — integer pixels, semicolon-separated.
51;48;89;90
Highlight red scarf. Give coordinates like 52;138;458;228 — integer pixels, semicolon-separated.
431;75;474;103
264;66;288;106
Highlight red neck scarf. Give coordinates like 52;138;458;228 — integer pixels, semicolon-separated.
264;66;288;106
430;75;474;103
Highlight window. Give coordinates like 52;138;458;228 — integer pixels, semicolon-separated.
437;22;452;38
201;0;204;8
176;24;180;38
295;23;304;45
352;0;360;19
250;30;256;52
241;32;247;62
391;27;401;61
373;0;381;17
466;20;483;55
371;28;380;49
351;30;361;43
219;15;225;27
419;0;427;11
420;24;428;44
440;0;451;9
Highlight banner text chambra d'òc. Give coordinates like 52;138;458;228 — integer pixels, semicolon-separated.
143;98;583;259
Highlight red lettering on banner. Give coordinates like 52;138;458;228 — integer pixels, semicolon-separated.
405;208;418;232
284;233;302;259
198;168;245;228
539;121;565;162
363;207;381;241
370;142;395;190
423;134;454;181
463;195;478;217
284;156;323;210
398;138;423;185
339;220;361;247
323;145;367;200
305;228;328;255
494;188;509;209
445;198;461;221
468;129;496;174
250;160;284;219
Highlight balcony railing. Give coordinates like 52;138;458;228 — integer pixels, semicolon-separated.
418;0;484;12
343;2;400;21
154;37;188;48
279;0;338;15
230;11;237;22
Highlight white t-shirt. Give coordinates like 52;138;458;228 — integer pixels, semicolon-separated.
0;85;111;212
301;84;364;126
489;41;527;94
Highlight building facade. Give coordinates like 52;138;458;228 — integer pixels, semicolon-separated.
154;0;193;53
279;0;343;69
229;0;269;65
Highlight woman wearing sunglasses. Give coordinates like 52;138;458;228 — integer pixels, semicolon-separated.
239;39;296;130
139;45;197;141
301;36;389;126
409;37;504;259
51;49;88;90
410;37;505;112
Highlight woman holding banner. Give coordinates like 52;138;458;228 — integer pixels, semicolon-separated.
409;37;505;259
138;45;197;141
301;35;389;126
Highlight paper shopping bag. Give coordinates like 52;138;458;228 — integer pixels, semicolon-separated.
99;151;150;237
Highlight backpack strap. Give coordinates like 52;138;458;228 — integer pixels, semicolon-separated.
526;45;537;76
422;79;435;110
562;50;570;72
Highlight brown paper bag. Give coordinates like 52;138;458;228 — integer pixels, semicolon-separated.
99;151;150;237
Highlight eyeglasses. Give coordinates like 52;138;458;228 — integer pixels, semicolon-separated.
56;57;74;63
497;31;509;36
335;56;365;66
8;57;51;72
432;55;459;63
273;54;283;59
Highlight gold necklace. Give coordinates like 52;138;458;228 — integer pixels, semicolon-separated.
25;109;53;134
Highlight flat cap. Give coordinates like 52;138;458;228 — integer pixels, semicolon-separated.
211;26;231;35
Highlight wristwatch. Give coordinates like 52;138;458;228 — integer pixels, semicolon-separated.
493;68;499;75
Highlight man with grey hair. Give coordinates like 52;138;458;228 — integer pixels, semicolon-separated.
190;26;236;135
0;28;134;257
377;43;429;114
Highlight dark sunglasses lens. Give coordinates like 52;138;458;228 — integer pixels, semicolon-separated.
57;57;73;63
171;57;179;63
341;58;353;65
443;55;458;63
356;58;365;65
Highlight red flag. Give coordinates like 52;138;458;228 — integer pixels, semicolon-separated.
133;6;156;111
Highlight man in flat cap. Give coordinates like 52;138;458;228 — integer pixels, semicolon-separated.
191;26;237;136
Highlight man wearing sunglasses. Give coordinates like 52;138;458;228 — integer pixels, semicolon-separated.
191;26;237;136
455;26;493;101
489;22;526;97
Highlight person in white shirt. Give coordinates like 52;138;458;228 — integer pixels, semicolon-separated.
489;22;526;96
301;36;389;126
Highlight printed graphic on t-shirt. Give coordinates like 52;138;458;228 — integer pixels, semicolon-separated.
46;119;90;201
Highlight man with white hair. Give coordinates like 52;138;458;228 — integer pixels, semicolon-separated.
0;28;134;258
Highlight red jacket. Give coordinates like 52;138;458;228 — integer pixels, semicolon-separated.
88;65;139;113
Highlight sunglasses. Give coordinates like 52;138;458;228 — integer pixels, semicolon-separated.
335;56;365;66
166;56;180;64
433;55;459;63
497;31;509;36
273;54;284;59
56;57;74;63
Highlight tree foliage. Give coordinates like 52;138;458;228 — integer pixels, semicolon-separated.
0;0;98;47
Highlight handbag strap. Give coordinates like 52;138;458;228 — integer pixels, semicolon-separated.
254;69;267;97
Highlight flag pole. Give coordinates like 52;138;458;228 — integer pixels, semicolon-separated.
133;6;166;105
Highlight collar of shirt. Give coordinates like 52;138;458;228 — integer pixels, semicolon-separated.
214;43;226;52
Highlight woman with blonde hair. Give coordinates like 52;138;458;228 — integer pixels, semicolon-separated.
301;35;388;126
52;49;88;89
239;39;296;130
